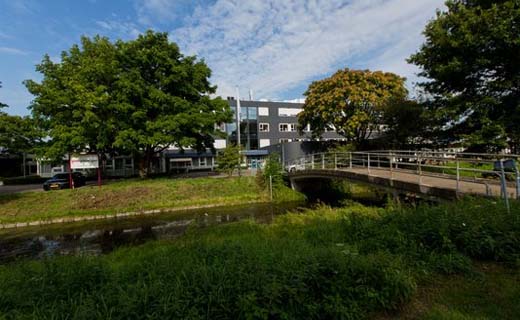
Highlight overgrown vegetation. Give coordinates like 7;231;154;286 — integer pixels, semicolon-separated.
216;144;241;176
0;198;518;318
0;177;304;224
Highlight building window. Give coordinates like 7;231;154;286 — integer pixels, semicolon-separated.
278;108;302;117
199;157;206;166
259;123;269;132
279;123;298;132
279;138;292;143
248;107;257;120
258;107;269;116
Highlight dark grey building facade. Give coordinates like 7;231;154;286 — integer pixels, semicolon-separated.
165;99;346;171
225;99;345;149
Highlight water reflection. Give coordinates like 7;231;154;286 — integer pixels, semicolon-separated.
0;202;302;264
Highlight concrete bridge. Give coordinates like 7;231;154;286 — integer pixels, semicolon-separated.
287;151;520;202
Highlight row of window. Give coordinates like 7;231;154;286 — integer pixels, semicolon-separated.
218;122;336;133
260;123;333;133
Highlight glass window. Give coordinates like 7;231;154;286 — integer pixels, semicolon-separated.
240;107;248;120
199;157;206;166
248;107;257;120
226;123;237;135
279;123;289;132
259;123;269;132
290;123;297;132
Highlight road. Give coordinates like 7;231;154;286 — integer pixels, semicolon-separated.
0;184;43;195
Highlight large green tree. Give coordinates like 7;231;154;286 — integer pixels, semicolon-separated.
381;99;429;149
111;32;231;176
409;0;520;153
298;69;407;145
25;31;232;176
25;36;119;161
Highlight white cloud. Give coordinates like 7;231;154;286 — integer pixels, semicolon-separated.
135;0;199;26
0;47;28;55
171;0;444;99
95;20;142;39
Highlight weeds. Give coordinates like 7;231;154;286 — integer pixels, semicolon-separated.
0;198;518;319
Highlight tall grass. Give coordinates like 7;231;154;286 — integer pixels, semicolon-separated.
0;199;518;319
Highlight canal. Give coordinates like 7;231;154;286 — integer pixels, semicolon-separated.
0;202;305;263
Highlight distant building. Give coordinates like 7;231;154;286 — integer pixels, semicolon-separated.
165;98;346;171
35;99;349;177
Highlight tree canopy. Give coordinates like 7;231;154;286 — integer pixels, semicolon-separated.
0;81;41;154
0;82;7;109
298;68;407;145
409;0;520;152
25;31;232;176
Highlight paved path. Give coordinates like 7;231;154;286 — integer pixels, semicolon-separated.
290;167;518;200
347;167;518;198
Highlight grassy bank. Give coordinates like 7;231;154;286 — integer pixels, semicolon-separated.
0;177;304;224
381;263;520;319
0;199;518;319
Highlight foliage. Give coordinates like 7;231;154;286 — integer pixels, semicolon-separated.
0;81;7;109
409;0;520;153
382;99;429;149
299;68;407;145
216;144;241;176
327;142;356;153
261;153;283;187
0;113;41;154
0;81;41;153
0;198;518;318
25;31;232;176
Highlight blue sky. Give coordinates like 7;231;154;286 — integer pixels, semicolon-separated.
0;0;445;116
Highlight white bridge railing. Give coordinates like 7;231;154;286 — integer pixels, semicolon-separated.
285;150;520;203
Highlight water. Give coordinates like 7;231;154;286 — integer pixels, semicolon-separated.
0;202;304;264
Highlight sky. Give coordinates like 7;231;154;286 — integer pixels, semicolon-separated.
0;0;445;116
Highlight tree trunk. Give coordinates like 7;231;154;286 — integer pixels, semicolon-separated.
138;147;153;178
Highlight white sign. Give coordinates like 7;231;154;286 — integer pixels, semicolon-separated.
70;154;99;169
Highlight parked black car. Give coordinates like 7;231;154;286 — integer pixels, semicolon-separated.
43;172;86;191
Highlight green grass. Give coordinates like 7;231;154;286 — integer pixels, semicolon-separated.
0;198;518;319
378;263;520;320
0;177;305;224
423;161;496;179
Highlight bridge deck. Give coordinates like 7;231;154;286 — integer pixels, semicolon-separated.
348;167;517;198
290;167;518;199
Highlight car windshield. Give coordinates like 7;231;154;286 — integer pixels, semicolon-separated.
53;173;69;179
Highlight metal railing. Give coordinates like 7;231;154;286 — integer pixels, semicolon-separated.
285;150;520;205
